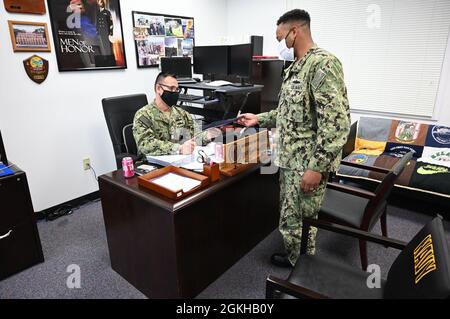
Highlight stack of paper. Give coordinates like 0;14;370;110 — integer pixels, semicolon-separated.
146;154;190;167
146;144;218;172
152;173;201;193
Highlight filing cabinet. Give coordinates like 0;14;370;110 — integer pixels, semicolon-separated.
0;165;44;280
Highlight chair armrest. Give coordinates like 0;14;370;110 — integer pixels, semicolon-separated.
266;275;329;299
302;217;406;251
340;161;391;174
326;182;376;200
342;121;357;158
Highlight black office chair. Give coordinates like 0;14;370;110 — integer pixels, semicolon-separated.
102;94;148;169
319;151;414;270
122;124;138;156
266;215;450;299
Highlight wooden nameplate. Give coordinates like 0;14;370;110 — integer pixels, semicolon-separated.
220;130;269;176
4;0;46;14
220;163;258;177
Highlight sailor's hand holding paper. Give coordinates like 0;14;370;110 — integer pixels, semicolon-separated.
236;113;258;127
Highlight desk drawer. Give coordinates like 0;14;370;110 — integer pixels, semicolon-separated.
0;173;33;229
0;220;43;280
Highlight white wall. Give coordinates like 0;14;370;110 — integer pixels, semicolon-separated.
2;0;450;211
225;0;288;49
0;0;227;211
226;0;450;126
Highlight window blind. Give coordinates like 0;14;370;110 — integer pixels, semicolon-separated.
290;0;450;118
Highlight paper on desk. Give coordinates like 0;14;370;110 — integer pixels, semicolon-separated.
178;145;216;170
146;154;191;167
152;173;201;193
146;144;216;171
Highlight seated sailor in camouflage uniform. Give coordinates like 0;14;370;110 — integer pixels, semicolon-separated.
133;72;218;156
238;9;350;267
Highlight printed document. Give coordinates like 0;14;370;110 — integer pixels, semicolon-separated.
151;173;201;193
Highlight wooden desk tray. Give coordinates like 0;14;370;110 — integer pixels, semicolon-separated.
137;166;209;200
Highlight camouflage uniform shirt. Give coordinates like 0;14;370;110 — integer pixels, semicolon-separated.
258;45;351;173
133;101;204;156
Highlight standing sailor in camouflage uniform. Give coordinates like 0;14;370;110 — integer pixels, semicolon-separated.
133;72;218;156
238;9;350;267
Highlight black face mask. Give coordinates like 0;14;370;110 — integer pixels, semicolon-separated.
161;90;179;107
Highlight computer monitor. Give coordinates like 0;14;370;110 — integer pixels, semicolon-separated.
229;43;253;86
160;57;192;79
251;36;263;56
0;130;8;164
193;46;229;80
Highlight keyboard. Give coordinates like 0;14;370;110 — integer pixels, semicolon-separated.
177;78;196;83
179;94;204;101
205;80;233;87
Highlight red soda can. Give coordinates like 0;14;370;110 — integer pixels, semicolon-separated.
122;157;135;178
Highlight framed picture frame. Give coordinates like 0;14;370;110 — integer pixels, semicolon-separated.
47;0;127;72
8;20;51;52
132;11;195;68
4;0;46;14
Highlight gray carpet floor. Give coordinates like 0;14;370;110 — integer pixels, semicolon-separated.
0;201;448;299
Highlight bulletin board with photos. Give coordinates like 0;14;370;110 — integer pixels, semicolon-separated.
132;11;195;68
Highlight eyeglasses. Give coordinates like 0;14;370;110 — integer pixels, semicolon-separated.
158;83;181;93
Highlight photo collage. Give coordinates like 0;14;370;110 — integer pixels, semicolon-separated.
132;11;194;68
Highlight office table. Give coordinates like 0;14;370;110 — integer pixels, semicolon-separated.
99;165;279;298
179;82;264;96
178;82;264;121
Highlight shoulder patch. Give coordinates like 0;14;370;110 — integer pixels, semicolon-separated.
311;68;327;90
138;115;152;129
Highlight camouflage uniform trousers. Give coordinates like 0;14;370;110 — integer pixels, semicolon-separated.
279;168;328;266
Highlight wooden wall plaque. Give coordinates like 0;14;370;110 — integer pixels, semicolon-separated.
23;55;49;84
4;0;46;14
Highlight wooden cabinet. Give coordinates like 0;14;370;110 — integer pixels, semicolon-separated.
0;166;44;281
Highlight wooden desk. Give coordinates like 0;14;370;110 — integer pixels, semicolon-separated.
99;165;279;298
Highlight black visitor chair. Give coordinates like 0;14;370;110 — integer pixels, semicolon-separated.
266;215;450;299
319;151;414;270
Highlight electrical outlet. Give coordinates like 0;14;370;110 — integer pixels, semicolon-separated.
83;158;90;171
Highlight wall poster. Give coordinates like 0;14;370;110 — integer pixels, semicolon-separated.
132;11;194;68
47;0;127;71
